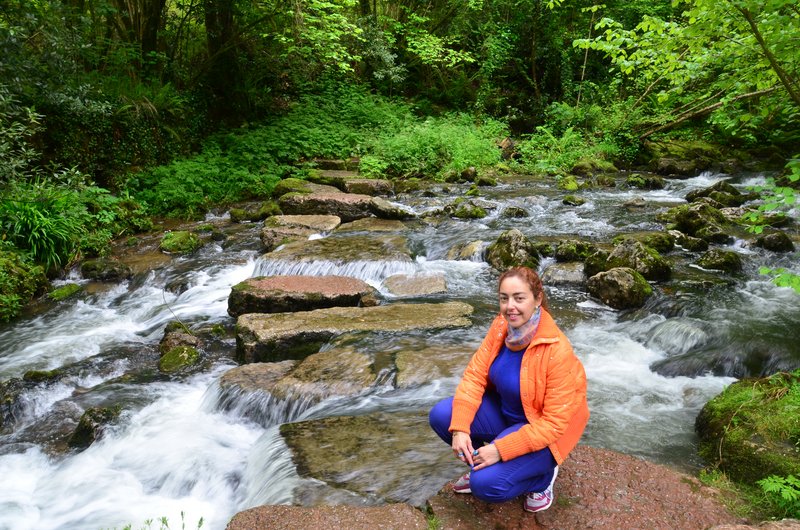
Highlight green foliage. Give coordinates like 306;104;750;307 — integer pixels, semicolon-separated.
758;474;800;518
0;249;49;322
515;126;593;175
360;114;506;179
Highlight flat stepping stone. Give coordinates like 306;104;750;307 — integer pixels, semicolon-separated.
227;275;376;317
394;342;470;388
235;301;473;363
342;178;393;196
260;215;341;251
278;193;411;222
384;273;447;296
337;218;407;232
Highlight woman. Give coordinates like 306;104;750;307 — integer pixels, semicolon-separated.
429;266;589;512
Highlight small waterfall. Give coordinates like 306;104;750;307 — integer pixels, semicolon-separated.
254;258;417;286
213;384;320;429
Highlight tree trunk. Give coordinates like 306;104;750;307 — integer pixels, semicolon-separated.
204;0;242;120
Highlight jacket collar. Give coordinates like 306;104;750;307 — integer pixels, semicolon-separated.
497;309;560;347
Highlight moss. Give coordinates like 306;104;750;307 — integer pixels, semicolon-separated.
558;175;580;191
475;175;497;186
159;231;201;254
697;248;743;274
465;184;480;197
0;250;49;322
696;370;800;486
159;345;200;372
164;321;190;334
562;195;586;206
23;369;65;383
272;177;313;198
67;405;122;449
48;283;83;301
555;240;596;262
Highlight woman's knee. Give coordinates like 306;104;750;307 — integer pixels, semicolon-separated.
428;397;454;440
469;470;517;503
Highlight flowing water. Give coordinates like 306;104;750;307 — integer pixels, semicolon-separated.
0;171;798;529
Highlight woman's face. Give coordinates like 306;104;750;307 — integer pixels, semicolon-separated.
498;276;542;329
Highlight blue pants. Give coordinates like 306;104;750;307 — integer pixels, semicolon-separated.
429;392;557;503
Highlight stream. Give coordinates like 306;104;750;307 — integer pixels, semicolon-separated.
0;170;798;530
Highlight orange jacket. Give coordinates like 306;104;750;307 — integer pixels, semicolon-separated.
449;310;590;464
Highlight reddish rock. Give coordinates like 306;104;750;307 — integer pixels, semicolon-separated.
227;275;376;317
226;504;427;530
428;445;741;530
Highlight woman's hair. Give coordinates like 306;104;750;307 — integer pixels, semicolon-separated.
498;266;550;312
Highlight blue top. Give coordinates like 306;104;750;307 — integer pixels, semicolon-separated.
488;344;526;423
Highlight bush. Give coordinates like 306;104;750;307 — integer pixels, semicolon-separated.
360;114;507;179
0;248;48;322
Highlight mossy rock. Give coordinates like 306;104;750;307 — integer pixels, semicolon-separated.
562;195;586;206
586;267;653;309
571;157;617;176
584;249;610;277
755;231;795;252
393;178;423;194
695;370;800;485
554;239;596;262
271;177;313;197
626;174;665;190
159;231;202;254
612;232;675;254
485;229;540;271
48;283;83;302
464;184;481;197
696;248;743;274
67;405;122;449
230;201;282;223
80;258;134;281
23;369;65;383
501;206;529;218
159;345;200;372
606;238;671;281
446;198;487;219
666;203;733;244
475;175;497;187
557;175;580;192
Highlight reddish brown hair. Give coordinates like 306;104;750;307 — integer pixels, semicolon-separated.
498;266;550;312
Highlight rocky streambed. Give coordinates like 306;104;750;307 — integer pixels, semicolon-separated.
0;166;798;529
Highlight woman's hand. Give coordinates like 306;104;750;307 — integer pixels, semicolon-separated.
451;431;475;466
472;443;500;471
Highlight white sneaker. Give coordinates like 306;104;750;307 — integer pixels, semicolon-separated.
453;472;471;493
524;466;558;513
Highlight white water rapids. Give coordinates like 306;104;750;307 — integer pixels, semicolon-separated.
1;171;797;530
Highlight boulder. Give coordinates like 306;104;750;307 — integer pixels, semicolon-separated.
306;169;361;189
159;231;202;254
500;206;528;218
229;201;281;223
235;302;474;363
260;215;341;251
562;195;586;206
554;239;596;262
280;411;464;505
755;231;795;252
558;175;580;191
696;370;800;485
584;249;610;277
227;275;377;317
669;229;710;252
220;346;376;405
541;262;586;286
369;197;415;220
278;192;375;222
159;345;200;372
80;258;133;281
272;177;340;198
342;178;394;196
626;173;666;190
226;504;427;530
48;283;83;301
0;377;25;432
657;158;703;177
485;229;540;271
384;273;447;296
444;198;487;219
309;159;359;171
623;196;647;208
67;405;121;449
613;231;675;254
587;267;653;309
264;234;413;265
336;218;406;232
605;238;671;281
685;180;755;207
428;445;738;530
696;248;743;274
571;157;617;176
159;321;201;354
446;240;485;261
667;202;733;244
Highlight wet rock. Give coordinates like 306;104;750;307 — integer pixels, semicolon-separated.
685;180;755;207
235;302;473;363
67;405;121;449
226;504;427;530
500;206;528;218
159;322;201;354
445;240;485;261
606;238;672;281
369;197;415;220
587;267;653;309
475;175;497;187
23;369;65;384
280;411;463;505
221;346;375;405
229;201;281;223
657;158;703;177
428;445;738;530
159;346;200;372
558;175;580;191
80;258;133;281
696;371;800;485
562;195;586;206
278;192;375;222
485;229;540;271
265;234;413;264
309;158;360;171
461;166;478;182
394;343;470;388
0;377;25;432
696;248;743;274
336;218;406;233
159;231;202;254
227;275;377;317
48;283;83;301
272;177;340;198
541;261;586;286
584;249;610;277
384;273;447;296
669;229;709;252
755;231;795;252
666;202;733;244
613;231;675;254
626;173;666;190
623;196;647;208
306;169;361;189
342;178;394;196
444;198;487;219
571;157;617;176
554;239;596;262
260;214;341;251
